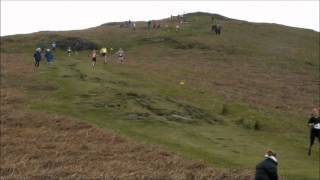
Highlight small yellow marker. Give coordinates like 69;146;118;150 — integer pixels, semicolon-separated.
180;81;185;85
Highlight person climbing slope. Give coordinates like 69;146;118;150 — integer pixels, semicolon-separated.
116;48;125;64
308;108;320;156
255;150;278;180
33;48;42;71
45;48;54;67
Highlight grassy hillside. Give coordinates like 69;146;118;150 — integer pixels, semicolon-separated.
1;12;319;179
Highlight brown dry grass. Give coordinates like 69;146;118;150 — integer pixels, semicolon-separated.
0;54;254;179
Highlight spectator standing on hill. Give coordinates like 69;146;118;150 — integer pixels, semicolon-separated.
33;48;42;71
147;21;151;29
116;48;125;64
45;48;54;67
308;108;320;156
217;24;222;35
152;21;156;29
255;150;278;180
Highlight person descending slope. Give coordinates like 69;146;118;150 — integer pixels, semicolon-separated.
116;48;125;64
91;49;97;69
255;150;278;180
133;22;136;31
308;108;320;156
33;48;42;71
175;24;180;33
45;48;54;67
100;47;108;64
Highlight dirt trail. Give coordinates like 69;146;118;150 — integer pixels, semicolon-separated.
0;54;253;179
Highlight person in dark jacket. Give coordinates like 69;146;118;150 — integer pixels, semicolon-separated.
147;21;151;29
255;150;278;180
308;108;320;156
33;48;42;71
45;48;54;67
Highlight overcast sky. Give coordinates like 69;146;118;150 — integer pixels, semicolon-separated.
1;1;319;36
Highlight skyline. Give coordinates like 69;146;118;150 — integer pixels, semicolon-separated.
1;1;319;36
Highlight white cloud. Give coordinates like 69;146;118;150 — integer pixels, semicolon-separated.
1;1;319;36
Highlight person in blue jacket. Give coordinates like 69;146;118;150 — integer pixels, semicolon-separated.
45;48;54;67
33;48;42;71
255;150;278;180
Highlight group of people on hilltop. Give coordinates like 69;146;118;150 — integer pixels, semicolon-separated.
120;20;136;31
143;15;222;34
211;16;222;35
146;14;185;32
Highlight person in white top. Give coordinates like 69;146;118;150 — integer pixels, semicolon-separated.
116;48;125;64
133;22;136;31
175;24;180;33
308;108;320;156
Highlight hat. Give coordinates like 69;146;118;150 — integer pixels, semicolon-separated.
266;150;276;157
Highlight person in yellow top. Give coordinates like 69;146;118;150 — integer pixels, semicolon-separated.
100;47;108;64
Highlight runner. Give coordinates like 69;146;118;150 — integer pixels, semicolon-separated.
133;22;136;31
100;47;108;64
308;108;320;156
176;24;180;33
51;41;57;51
91;49;97;69
33;48;42;71
67;47;72;56
116;48;125;64
45;48;54;67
